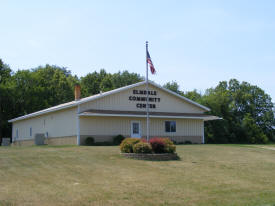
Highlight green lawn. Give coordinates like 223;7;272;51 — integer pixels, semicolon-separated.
1;145;275;206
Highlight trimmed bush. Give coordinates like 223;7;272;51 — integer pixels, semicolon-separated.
149;138;166;153
120;138;141;153
184;140;192;144
133;142;152;154
92;141;113;146
85;137;95;146
113;134;125;145
163;138;176;153
121;137;177;154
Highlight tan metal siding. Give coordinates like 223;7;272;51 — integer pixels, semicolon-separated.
80;116;203;137
12;107;77;140
79;84;205;114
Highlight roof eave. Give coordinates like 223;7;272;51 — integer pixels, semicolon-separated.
79;113;218;120
8;102;78;123
8;80;211;123
148;81;210;111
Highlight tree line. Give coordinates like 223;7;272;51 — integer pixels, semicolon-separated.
164;81;275;143
0;59;274;144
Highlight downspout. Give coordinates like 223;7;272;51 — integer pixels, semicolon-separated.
77;105;80;146
74;84;81;146
11;123;14;144
202;120;205;144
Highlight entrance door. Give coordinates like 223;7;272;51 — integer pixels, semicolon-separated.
131;121;141;138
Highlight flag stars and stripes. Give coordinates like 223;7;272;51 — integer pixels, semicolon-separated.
147;51;156;74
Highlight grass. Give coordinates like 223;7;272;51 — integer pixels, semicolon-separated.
0;145;275;206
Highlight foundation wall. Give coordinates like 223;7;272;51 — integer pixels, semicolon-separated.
12;136;77;146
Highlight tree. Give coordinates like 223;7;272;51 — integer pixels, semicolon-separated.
100;74;114;92
10;65;77;116
1;57;274;145
242;113;268;143
80;69;143;97
0;59;12;84
111;71;143;89
163;81;184;95
184;89;202;102
0;59;13;141
203;79;275;143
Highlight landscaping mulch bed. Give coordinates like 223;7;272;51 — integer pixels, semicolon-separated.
121;153;180;161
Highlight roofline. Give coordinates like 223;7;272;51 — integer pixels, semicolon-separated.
8;80;210;122
8;102;79;123
8;81;145;123
78;113;220;120
148;81;210;111
77;81;145;105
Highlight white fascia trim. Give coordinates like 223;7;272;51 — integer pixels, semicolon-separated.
8;102;78;123
77;81;145;105
8;81;145;123
78;113;206;120
8;80;210;122
78;80;210;111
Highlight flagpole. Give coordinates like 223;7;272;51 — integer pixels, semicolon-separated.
146;41;149;142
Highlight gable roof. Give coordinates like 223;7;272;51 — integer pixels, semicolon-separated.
8;81;210;123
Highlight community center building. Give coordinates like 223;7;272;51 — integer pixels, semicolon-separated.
9;81;219;146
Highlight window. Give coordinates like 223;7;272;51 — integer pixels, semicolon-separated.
30;127;32;137
165;121;176;133
133;123;139;134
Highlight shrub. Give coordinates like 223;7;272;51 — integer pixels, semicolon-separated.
113;134;125;145
133;142;152;154
85;137;95;146
120;138;141;153
163;138;176;153
92;141;114;146
184;140;192;144
149;138;166;153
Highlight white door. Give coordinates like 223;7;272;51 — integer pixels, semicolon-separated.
131;121;141;138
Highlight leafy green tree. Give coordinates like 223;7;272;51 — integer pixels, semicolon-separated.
203;79;274;143
242;113;268;143
81;69;142;97
100;74;114;92
111;71;143;89
0;59;12;84
80;72;101;97
0;59;13;141
1;56;274;145
163;81;184;95
202;82;233;143
184;89;202;102
10;65;77;116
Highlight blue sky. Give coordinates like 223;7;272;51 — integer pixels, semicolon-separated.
1;0;275;101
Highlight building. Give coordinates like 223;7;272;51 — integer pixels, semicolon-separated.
9;81;219;146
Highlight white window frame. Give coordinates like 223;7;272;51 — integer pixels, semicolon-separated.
164;121;176;133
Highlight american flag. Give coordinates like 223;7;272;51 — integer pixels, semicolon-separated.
147;51;156;74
